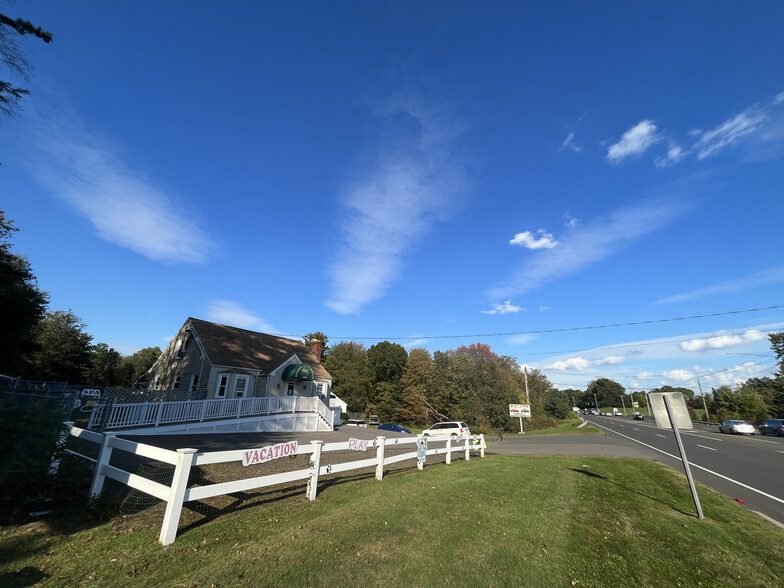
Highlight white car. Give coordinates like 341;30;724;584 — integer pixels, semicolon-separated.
344;419;367;427
718;420;755;435
421;421;470;440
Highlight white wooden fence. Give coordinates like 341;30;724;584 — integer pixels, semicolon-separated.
65;423;485;546
88;396;333;431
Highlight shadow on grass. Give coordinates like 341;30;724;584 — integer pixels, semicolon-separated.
568;467;696;518
0;566;46;587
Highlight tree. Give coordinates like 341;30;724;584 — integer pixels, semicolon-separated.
322;341;372;412
85;343;122;386
366;341;408;385
115;347;161;388
586;377;625;408
0;13;52;119
302;331;329;361
399;348;434;425
31;310;92;382
770;332;784;377
544;390;572;420
0;209;48;375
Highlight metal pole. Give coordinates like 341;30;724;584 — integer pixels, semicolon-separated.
523;367;530;403
697;378;710;423
593;394;599;411
645;393;651;416
519;416;523;433
663;394;704;520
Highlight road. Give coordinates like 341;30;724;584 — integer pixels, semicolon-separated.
582;413;784;525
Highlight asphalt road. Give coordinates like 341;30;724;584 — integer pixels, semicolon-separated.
582;414;784;526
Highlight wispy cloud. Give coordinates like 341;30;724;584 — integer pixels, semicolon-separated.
488;198;694;300
636;371;654;379
680;330;767;352
661;369;693;382
559;132;583;153
206;300;276;333
656;265;784;304
30;110;214;263
402;336;430;349
510;229;559;250
545;355;625;371
654;142;688;167
692;106;768;160
606;120;662;164
326;91;467;314
482;300;525;315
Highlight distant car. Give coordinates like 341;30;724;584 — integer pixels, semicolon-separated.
369;414;380;425
759;419;784;437
719;420;755;435
633;414;644;421
422;421;470;440
344;419;367;427
377;423;411;434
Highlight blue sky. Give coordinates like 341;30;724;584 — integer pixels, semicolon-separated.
2;1;783;393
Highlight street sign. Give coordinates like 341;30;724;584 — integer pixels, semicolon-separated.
509;403;531;418
649;392;693;430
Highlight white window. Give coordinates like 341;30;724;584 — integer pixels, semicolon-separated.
172;372;182;390
189;374;200;392
233;375;248;398
217;374;229;398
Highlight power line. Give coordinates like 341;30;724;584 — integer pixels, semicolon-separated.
320;304;784;341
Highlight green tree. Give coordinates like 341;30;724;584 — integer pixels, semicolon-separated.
367;341;408;385
544;390;572;419
524;368;558;417
31;310;92;382
302;331;329;361
322;341;372;412
0;209;48;376
586;377;625;409
115;346;161;388
0;13;52;120
399;348;433;425
85;343;121;386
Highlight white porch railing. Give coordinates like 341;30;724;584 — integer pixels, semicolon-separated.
88;396;329;431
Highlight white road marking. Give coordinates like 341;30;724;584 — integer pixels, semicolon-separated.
697;445;716;451
633;428;640;431
590;421;784;505
656;434;666;438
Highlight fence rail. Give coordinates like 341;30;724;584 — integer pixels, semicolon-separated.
65;423;485;546
88;396;330;431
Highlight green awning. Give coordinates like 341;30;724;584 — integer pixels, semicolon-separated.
281;363;316;381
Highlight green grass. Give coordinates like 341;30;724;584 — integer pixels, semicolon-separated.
511;420;604;436
2;456;782;587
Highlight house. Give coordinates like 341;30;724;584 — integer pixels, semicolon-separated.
146;318;332;402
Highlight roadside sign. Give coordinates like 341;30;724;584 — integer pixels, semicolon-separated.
416;437;427;463
509;403;531;418
649;392;693;429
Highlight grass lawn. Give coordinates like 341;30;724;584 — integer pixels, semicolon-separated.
1;455;782;587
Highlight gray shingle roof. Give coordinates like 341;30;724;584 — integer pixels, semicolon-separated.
188;318;330;379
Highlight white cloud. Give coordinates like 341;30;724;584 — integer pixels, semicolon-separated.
206;300;276;333
546;357;592;371
692;106;768;159
402;336;429;349
596;355;624;365
31;111;214;264
661;369;694;382
506;334;537;345
606;120;662;164
539;306;549;312
636;371;654;379
774;92;784;105
326;91;467;314
680;330;767;352
560;132;583;153
482;300;525;314
654;142;688;167
509;229;559;250
656;265;784;304
489;198;694;300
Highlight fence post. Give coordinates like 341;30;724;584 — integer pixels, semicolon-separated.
200;399;208;422
89;432;117;498
464;435;470;461
154;402;163;427
307;440;324;501
445;438;452;465
375;436;386;480
480;434;485;458
159;448;198;546
50;421;74;475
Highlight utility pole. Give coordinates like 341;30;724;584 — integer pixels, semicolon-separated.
593;394;599;411
523;366;530;404
620;395;627;415
697;378;710;423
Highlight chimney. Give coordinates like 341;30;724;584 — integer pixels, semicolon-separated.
309;339;323;362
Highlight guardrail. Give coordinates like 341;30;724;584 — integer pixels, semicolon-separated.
65;423;485;546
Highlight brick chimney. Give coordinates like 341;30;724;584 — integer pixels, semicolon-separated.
309;339;323;362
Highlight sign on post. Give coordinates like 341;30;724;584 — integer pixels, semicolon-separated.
509;403;531;433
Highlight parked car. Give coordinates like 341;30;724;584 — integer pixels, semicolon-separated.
718;419;755;435
633;414;644;421
369;414;380;425
378;422;411;434
422;421;470;439
344;419;367;427
758;419;784;437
